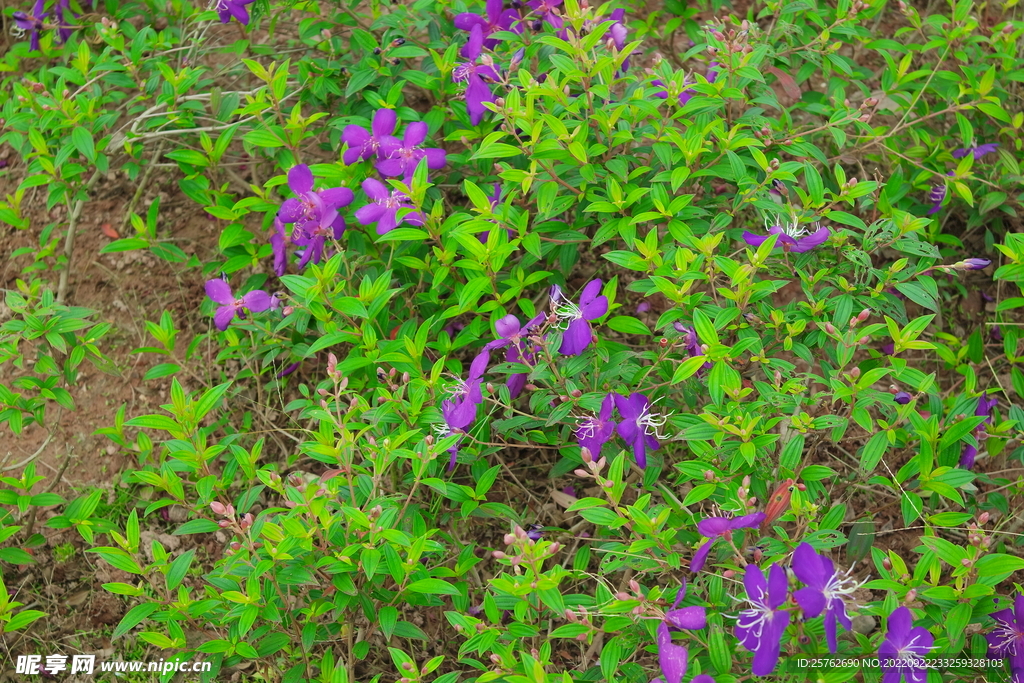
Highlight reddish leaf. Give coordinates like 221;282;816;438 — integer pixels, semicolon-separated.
101;223;120;239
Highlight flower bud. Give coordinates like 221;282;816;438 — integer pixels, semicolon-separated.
402;663;413;671
241;513;254;529
882;557;892;570
574;468;590;478
616;591;631;600
218;519;232;528
979;511;990;524
581;447;593;463
704;470;715;481
629;579;641;594
504;533;516;545
723;569;735;579
565;608;578;622
904;589;917;603
282;306;294;316
571;389;582;398
211;501;228;516
492;550;506;559
490;654;502;665
824;322;836;334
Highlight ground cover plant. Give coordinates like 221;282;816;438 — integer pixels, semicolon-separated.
0;0;1023;681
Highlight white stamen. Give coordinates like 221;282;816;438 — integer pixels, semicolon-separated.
637;397;672;439
576;416;598;440
765;215;816;239
554;299;583;329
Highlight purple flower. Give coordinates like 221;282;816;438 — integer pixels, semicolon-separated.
526;0;563;29
276;361;301;378
551;279;607;355
614;393;664;469
13;0;46;50
960;394;997;469
791;543;860;653
525;523;544;540
216;0;256;24
926;171;955;215
576;394;617;460
880;607;933;683
277;165;353;268
655;623;688;683
342;109;398;165
453;25;501;126
960;258;992;270
743;218;830;253
205;279;272;331
953;143;999;160
439;352;490;470
270;217;288;276
893;392;911;405
986;594;1024;673
483;313;544;398
376;122;447;181
735;563;791;676
689;512;765;573
664;581;707;631
454;0;521;48
355;178;424;235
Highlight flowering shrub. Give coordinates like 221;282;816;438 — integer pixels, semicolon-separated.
2;0;1024;681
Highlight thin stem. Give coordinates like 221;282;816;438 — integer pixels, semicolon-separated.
57;169;103;304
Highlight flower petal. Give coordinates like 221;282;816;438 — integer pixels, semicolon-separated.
689;539;714;573
355;203;387;225
319;186;354;209
362;177;390;202
205;279;234;305
372;108;397;138
792;226;831;253
288;164;314;195
214;306;236;331
559;318;592;355
241;290;272;312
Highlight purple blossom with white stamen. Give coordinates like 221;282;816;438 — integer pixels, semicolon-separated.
880;607;933;683
277;165;353;267
453;25;501;125
205;279;273;331
215;0;256;24
614;393;665;469
576;394;617;459
743;217;830;253
791;543;863;653
438;352;490;470
689;512;764;573
341;109;398;165
986;593;1024;673
526;0;563;29
12;0;47;50
735;563;791;676
454;0;521;48
376;122;447;181
551;279;607;355
355;178;424;235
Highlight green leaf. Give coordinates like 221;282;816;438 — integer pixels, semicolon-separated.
605;316;650;335
975;553;1024;577
125;414;180;432
166;549;196;590
173;519;220;535
5;609;46;631
671;355;710;384
71;127;96;163
113;602;159;639
405;579;459;595
143;363;180;381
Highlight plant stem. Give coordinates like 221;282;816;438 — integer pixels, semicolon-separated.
57;169;103;305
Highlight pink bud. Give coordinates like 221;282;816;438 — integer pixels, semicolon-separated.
581;447;593;463
574;468;590;478
904;589;917;603
825;322;836;334
979;511;990;524
210;501;227;516
723;569;735;579
218;519;232;528
504;533;516;545
492;551;506;559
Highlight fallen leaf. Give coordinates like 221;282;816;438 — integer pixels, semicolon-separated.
765;66;802;103
100;223;119;239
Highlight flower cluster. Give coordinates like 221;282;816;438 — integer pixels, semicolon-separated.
451;1;630;124
274;164;354;273
572;392;669;468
